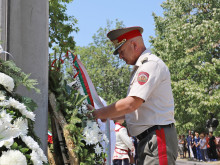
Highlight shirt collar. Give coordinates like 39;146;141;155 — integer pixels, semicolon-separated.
134;49;151;67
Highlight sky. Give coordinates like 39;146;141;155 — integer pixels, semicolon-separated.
67;0;165;48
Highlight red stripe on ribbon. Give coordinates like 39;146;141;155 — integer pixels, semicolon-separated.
51;59;57;67
67;50;80;79
66;50;103;108
67;50;94;107
156;128;168;165
73;65;80;78
73;72;79;78
78;64;94;106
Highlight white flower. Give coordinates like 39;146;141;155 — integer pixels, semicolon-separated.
8;97;35;121
21;135;39;150
0;129;20;147
81;104;88;113
3;137;14;148
0;100;10;107
83;121;103;145
37;148;48;163
0;92;6;101
0;150;27;165
0;72;14;92
30;150;43;165
22;110;35;121
13;118;28;136
0;109;13;123
21;136;47;163
8;97;21;108
94;144;102;156
0;123;21;147
91;122;100;131
103;134;109;144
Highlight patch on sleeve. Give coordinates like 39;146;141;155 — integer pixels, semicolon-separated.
137;72;149;85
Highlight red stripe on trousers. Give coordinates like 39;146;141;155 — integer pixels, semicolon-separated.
156;128;168;165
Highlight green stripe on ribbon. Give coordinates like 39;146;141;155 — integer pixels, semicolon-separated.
73;60;91;105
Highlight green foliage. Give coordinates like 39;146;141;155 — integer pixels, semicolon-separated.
49;0;79;53
0;58;40;93
150;0;220;135
75;20;132;104
64;91;106;164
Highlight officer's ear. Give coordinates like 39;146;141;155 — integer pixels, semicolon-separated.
131;40;138;51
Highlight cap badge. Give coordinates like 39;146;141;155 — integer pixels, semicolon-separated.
112;39;126;48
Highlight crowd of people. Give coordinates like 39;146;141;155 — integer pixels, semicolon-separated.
178;130;220;162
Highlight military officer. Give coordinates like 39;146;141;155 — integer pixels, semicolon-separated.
88;26;178;165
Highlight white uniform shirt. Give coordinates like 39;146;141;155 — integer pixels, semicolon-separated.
125;50;175;136
113;123;135;160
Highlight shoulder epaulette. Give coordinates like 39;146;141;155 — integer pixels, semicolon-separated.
141;57;148;64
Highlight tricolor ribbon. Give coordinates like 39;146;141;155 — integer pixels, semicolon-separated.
66;50;104;109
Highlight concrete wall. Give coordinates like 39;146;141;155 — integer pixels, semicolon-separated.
7;0;49;153
0;0;8;53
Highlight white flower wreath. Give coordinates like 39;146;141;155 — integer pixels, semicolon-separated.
0;71;47;165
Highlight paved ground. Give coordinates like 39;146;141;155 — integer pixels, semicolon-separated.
176;158;220;165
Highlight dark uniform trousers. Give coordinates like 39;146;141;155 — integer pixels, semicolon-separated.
137;125;178;165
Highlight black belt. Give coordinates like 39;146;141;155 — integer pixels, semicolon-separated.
136;123;174;141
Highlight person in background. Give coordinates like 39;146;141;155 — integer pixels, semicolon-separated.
113;119;135;165
190;134;196;160
178;135;184;159
198;133;209;161
208;132;218;161
186;130;192;158
129;136;138;165
183;134;187;158
206;133;211;159
194;132;202;161
216;138;220;159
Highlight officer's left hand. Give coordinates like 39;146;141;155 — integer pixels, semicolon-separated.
86;104;107;122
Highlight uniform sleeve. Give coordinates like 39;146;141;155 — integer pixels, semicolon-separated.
118;128;135;151
128;61;162;101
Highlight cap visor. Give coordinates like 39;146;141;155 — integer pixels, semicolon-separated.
113;42;125;55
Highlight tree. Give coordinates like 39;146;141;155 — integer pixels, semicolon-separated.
150;0;220;135
49;0;79;53
74;20;132;104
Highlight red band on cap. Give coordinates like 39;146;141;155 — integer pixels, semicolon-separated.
117;30;142;42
